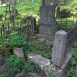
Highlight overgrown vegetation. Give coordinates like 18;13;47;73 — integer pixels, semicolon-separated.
0;0;77;77
6;55;39;72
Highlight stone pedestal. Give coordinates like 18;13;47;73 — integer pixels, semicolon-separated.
39;26;53;36
52;30;67;67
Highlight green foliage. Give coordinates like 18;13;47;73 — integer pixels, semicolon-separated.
6;55;38;72
66;47;77;77
0;73;7;77
24;60;39;72
70;57;76;66
16;0;41;16
6;55;23;72
37;50;51;59
67;67;74;77
0;46;9;55
47;72;56;77
6;32;27;49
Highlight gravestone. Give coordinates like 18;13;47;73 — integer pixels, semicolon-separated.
39;0;58;36
52;30;67;66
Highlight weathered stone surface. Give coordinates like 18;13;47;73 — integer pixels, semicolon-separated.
39;26;53;35
29;52;72;77
42;0;51;6
40;6;56;25
0;63;13;76
29;73;43;77
15;71;26;77
28;55;50;66
13;47;24;58
39;5;57;36
52;30;67;67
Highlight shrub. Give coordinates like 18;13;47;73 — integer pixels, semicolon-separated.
0;46;9;55
5;32;28;49
0;73;7;77
6;55;23;72
47;72;55;77
24;60;39;72
59;9;72;18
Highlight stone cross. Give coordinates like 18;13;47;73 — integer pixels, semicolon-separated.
52;30;67;67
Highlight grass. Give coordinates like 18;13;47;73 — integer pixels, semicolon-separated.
0;0;41;18
0;0;77;28
0;0;77;17
56;0;77;28
56;16;76;28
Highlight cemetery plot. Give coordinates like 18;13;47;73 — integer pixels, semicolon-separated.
0;0;77;77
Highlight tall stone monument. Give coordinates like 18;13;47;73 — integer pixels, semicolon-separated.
39;0;58;36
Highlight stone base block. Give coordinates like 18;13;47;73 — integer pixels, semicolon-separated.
39;26;54;36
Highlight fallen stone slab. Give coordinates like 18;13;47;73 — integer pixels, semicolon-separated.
28;54;50;66
28;52;72;77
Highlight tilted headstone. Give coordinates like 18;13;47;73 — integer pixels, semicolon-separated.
52;30;67;67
